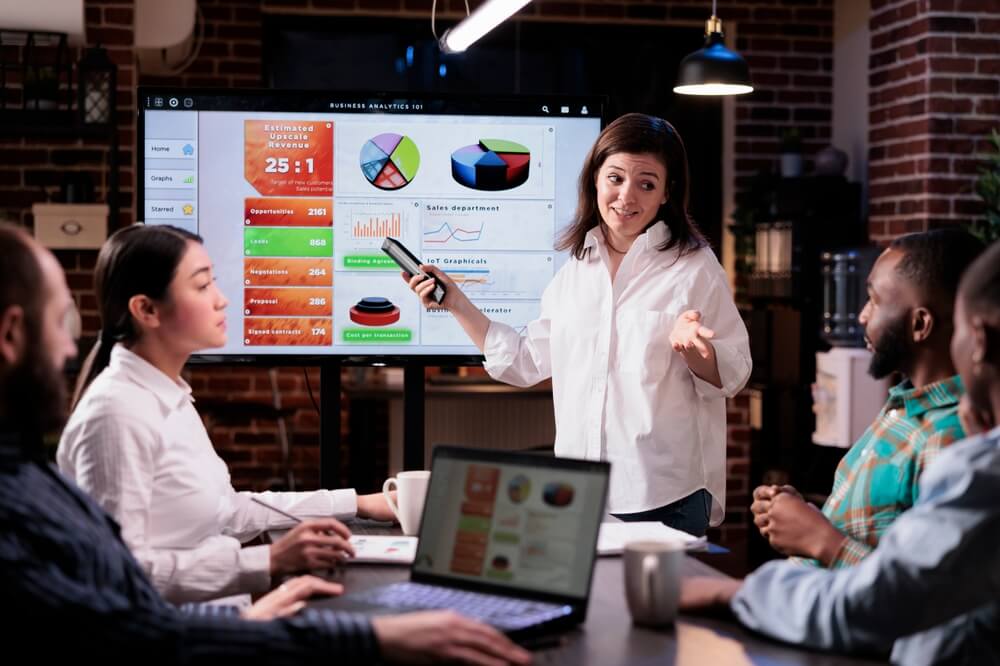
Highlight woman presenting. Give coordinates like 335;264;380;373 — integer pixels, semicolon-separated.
407;113;750;536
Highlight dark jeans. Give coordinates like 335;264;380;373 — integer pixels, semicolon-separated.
611;489;712;537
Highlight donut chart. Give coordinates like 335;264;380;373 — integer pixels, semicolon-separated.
543;482;574;508
361;133;420;190
349;297;401;326
451;139;530;191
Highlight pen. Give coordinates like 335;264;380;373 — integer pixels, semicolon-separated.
250;496;347;579
251;496;303;524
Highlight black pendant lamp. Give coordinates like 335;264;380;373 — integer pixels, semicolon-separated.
674;1;753;96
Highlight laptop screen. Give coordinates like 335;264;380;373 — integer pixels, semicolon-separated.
413;447;609;600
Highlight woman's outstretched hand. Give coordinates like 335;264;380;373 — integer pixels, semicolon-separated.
669;310;722;389
669;310;716;358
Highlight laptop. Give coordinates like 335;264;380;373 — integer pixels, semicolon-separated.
331;445;610;642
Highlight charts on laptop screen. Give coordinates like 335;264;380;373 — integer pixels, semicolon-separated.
138;90;603;361
414;454;608;599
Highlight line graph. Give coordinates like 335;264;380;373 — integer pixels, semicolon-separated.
424;222;485;244
446;268;492;287
431;253;551;299
421;200;553;251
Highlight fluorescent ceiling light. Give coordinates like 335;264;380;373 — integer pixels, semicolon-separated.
439;0;532;53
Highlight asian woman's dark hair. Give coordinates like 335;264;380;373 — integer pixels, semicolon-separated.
71;224;202;409
557;112;707;260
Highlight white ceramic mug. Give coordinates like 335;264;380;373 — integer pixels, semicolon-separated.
623;540;684;627
382;471;431;536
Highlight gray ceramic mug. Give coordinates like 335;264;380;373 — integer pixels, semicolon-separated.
623;540;684;627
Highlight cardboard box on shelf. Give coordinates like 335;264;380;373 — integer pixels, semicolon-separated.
32;203;108;249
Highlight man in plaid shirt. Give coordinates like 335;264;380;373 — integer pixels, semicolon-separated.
751;229;985;569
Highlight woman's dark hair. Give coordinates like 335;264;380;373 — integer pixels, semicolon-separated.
72;224;202;408
557;112;707;260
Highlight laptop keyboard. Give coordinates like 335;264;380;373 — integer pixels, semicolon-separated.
354;582;573;631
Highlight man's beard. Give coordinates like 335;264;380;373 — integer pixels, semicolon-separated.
4;341;68;438
868;314;913;380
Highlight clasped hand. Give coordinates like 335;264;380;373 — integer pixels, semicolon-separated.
751;485;846;565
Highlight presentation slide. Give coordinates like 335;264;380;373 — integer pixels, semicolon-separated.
140;93;601;357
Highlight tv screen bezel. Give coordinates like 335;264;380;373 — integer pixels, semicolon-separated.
137;86;607;366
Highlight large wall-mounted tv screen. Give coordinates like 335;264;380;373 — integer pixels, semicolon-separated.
138;89;603;362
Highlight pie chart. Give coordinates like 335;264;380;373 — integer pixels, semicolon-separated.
451;139;530;191
361;133;420;190
507;474;531;504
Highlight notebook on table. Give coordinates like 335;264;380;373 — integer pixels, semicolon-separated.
596;521;707;555
329;445;610;642
349;535;417;564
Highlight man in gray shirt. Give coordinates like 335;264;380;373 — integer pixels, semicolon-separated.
680;240;1000;665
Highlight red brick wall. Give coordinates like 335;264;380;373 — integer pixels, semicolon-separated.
185;366;327;489
0;0;842;548
867;0;1000;241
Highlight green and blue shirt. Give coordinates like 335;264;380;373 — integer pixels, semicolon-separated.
812;375;965;569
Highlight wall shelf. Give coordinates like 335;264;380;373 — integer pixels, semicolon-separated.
2;30;120;228
743;174;867;569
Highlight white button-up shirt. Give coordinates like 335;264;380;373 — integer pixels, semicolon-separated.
483;222;751;523
57;345;358;605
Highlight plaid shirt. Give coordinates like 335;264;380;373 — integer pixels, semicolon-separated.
808;375;965;569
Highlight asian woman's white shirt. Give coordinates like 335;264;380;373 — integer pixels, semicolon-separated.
57;345;358;605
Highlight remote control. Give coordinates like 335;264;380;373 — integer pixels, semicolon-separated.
381;237;447;305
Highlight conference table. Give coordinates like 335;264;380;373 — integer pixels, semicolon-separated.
304;521;887;666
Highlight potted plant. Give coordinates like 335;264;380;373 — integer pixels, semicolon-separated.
969;129;1000;244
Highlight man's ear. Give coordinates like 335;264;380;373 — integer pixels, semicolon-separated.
0;305;27;366
911;306;935;344
127;294;161;332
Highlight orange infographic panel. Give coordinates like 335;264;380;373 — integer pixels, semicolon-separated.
244;318;332;346
244;197;332;227
449;464;501;576
450;531;489;575
244;258;333;287
244;120;333;196
244;287;332;317
460;501;494;518
465;465;500;504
